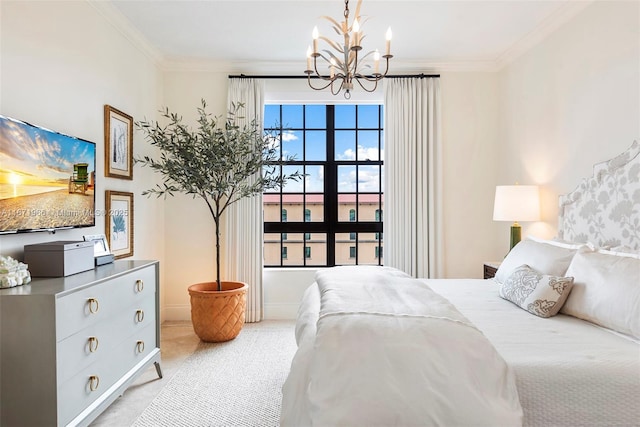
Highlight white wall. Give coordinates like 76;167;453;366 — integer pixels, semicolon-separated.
0;1;166;314
494;0;640;257
159;69;229;320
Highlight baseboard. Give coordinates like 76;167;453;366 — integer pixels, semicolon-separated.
162;304;191;322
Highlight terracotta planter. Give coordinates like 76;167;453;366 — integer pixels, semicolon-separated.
188;281;248;342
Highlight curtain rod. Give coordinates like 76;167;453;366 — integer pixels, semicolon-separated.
228;73;439;79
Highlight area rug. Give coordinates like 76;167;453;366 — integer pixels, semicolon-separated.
133;321;297;427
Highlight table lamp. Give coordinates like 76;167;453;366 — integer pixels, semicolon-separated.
493;184;540;250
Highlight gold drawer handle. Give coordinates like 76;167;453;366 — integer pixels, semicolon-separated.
135;279;144;292
136;340;145;353
135;309;145;323
88;298;99;314
88;336;99;353
89;375;100;392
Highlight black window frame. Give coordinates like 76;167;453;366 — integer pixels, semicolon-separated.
264;104;383;267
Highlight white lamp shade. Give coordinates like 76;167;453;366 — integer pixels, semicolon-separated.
493;185;540;222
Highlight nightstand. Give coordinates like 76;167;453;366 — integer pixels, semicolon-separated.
483;262;501;279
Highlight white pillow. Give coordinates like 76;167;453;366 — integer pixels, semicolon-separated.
499;264;574;318
561;249;640;339
494;238;581;284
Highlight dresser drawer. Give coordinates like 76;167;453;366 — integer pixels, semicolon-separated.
57;294;156;384
56;265;156;340
58;323;157;426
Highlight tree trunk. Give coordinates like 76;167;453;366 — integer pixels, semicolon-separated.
215;216;221;291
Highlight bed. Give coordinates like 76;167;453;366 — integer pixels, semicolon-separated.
280;141;640;427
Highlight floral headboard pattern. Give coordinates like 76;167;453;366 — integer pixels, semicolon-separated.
558;140;640;251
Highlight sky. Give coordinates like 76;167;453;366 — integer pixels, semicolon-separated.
0;115;95;189
264;104;384;194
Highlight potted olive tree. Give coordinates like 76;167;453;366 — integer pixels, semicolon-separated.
136;100;299;342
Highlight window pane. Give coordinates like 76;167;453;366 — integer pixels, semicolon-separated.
305;233;327;266
263;233;281;266
262;165;280;193
304;208;311;222
335;130;356;160
305;194;324;222
357;105;379;128
305;105;326;128
263;194;280;221
282;246;288;259
282;165;303;193
305;131;326;161
305;246;311;258
283;233;304;266
282;130;303;160
337;193;356;221
282;105;303;128
305;165;324;193
337;166;356;193
357;194;381;221
335;233;356;265
358;165;380;192
281;195;303;220
335;105;355;128
264;105;280;129
357;131;380;161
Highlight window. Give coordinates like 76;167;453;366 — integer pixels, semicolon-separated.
264;104;383;267
282;233;287;241
282;247;288;259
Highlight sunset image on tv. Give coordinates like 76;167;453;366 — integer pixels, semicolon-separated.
0;115;96;233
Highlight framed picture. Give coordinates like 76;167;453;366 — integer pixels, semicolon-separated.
104;105;133;180
105;190;134;259
83;234;111;257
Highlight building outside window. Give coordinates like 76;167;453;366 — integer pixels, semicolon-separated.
263;104;383;267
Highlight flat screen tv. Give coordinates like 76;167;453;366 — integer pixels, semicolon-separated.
0;114;96;234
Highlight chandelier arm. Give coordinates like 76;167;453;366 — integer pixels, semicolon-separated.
307;75;336;91
353;77;379;93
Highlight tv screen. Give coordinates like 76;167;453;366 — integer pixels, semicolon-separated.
0;114;96;234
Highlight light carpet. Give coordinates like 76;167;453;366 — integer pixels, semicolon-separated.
133;321;297;427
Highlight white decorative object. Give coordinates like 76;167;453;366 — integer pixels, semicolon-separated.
0;255;31;288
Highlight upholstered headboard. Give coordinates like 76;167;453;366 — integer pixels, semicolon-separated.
558;140;640;251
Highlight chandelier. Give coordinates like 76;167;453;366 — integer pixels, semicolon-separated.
305;0;392;99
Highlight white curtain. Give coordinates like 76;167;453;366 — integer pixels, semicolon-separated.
383;77;443;278
225;78;265;322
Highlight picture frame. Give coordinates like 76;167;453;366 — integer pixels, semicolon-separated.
104;105;133;180
105;190;134;259
83;234;111;257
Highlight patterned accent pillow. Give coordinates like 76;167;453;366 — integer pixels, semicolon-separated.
499;264;574;318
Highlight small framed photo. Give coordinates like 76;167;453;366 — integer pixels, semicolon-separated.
83;234;111;257
105;190;134;259
104;105;133;180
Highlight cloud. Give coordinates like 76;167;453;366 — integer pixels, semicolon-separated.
336;145;383;161
281;131;298;142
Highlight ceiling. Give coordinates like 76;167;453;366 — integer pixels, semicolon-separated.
105;0;589;72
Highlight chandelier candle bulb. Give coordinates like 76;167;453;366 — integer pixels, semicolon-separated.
353;19;361;46
386;27;392;56
306;46;312;71
312;26;319;54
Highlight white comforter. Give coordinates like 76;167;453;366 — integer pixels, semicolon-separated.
280;266;523;426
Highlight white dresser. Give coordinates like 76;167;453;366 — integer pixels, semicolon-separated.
0;260;162;427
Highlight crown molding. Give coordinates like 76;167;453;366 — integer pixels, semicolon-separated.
495;1;593;70
86;0;164;65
